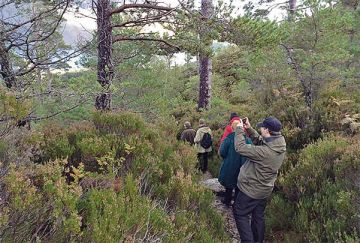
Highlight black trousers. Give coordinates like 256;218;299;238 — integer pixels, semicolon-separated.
224;187;240;205
197;152;208;173
233;190;267;243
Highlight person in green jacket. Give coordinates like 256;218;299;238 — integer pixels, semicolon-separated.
218;120;252;206
233;116;286;243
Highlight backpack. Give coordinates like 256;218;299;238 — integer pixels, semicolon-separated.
200;132;212;149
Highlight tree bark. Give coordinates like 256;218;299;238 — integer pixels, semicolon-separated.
289;0;297;14
0;39;15;89
288;0;296;21
281;44;313;110
198;0;213;111
341;0;359;10
94;0;176;110
198;56;212;110
95;0;113;110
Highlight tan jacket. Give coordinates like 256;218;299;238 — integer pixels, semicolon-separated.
194;126;213;153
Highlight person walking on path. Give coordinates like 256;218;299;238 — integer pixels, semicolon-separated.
194;118;212;173
180;121;196;145
233;116;286;243
218;119;252;206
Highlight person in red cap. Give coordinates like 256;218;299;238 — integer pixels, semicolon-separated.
220;112;241;145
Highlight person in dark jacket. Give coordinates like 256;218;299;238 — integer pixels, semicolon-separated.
180;121;196;145
233;116;286;243
218;120;252;206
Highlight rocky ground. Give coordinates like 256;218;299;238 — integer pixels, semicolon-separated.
201;174;241;242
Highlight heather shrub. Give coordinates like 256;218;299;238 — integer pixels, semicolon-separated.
280;135;360;242
0;160;83;242
0;111;228;242
79;174;175;242
41;123;74;162
92;111;145;136
265;194;294;232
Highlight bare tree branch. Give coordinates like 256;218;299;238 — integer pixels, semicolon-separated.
15;43;89;77
0;0;13;10
113;35;180;51
111;11;172;28
26;99;89;122
110;3;173;15
0;0;70;36
280;43;313;108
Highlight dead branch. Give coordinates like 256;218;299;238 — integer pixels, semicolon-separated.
113;36;180;51
110;3;173;15
111;11;172;28
0;0;70;36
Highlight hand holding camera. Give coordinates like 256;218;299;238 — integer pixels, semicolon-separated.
232;117;251;130
242;117;251;129
233;119;243;129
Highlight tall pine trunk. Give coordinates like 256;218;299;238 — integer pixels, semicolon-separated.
95;0;113;110
197;0;213;110
288;0;297;21
0;40;15;89
289;0;297;16
341;0;359;10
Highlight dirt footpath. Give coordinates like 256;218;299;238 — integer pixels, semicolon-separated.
201;176;240;242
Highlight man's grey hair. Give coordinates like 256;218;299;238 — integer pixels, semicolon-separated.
199;118;206;126
184;121;191;129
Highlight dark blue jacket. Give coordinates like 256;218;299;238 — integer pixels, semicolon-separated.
218;132;251;188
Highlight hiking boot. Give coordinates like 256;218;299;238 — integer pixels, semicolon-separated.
215;191;226;197
221;198;231;207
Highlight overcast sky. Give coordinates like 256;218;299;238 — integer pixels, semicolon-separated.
62;0;288;46
0;0;289;69
55;0;288;68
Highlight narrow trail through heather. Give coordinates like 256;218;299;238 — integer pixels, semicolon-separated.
200;173;241;242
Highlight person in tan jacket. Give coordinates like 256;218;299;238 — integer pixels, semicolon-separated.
194;119;212;173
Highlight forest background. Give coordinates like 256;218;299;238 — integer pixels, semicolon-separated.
0;0;359;242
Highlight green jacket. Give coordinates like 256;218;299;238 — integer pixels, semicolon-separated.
234;127;286;199
218;132;251;188
194;126;212;153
